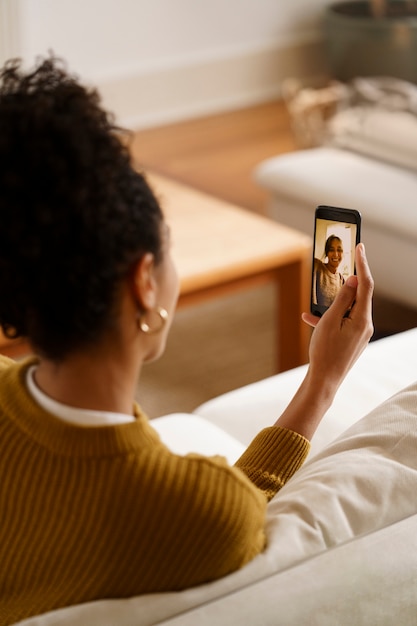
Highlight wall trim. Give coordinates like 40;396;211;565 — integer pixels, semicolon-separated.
97;35;328;130
0;0;21;65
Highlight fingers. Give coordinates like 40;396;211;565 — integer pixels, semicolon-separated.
325;274;358;321
302;275;358;328
350;243;374;319
301;311;319;328
302;243;374;337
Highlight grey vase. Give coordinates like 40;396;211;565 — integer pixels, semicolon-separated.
324;1;417;83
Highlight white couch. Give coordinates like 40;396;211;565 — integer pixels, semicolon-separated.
253;107;417;310
16;328;417;625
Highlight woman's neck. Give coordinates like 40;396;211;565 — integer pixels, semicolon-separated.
34;345;142;415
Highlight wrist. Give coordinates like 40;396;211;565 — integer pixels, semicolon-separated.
274;368;339;441
303;365;341;410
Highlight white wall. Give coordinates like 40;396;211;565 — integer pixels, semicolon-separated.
1;0;331;128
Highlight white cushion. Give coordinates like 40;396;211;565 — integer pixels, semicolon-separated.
264;380;417;568
151;413;245;464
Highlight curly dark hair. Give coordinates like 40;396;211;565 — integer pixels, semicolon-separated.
0;55;163;360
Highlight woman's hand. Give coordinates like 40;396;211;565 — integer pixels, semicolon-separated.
274;243;374;440
303;242;374;393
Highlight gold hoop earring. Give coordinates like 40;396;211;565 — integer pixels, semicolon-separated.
138;307;168;335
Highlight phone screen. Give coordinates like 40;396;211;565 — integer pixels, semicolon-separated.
311;205;361;317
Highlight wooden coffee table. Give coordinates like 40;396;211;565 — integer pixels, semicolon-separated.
150;173;312;372
0;173;312;372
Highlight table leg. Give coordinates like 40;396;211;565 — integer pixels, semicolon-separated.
176;258;311;374
275;259;311;372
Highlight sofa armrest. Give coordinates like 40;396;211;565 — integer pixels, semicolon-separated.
194;329;417;457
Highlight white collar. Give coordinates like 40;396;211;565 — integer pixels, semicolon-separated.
26;365;135;427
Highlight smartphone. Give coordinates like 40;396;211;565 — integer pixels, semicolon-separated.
311;205;361;317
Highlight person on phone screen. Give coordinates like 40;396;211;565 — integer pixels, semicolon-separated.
0;55;374;624
313;235;345;308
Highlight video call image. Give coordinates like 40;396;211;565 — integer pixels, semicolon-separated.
312;219;357;310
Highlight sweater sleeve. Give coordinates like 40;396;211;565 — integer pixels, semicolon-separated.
235;426;310;501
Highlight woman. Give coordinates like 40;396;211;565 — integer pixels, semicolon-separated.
0;56;374;624
313;235;345;308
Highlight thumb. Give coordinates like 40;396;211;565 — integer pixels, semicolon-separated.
327;275;358;319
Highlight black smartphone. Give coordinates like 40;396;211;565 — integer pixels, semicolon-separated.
311;205;361;317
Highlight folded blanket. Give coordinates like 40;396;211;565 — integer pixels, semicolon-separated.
327;106;417;172
324;76;417;171
351;76;417;114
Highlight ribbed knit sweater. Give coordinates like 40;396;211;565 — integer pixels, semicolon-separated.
0;356;310;624
313;258;345;308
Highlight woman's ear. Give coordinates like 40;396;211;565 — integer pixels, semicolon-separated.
131;253;157;311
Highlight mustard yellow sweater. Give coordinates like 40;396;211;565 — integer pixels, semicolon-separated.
0;357;310;624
